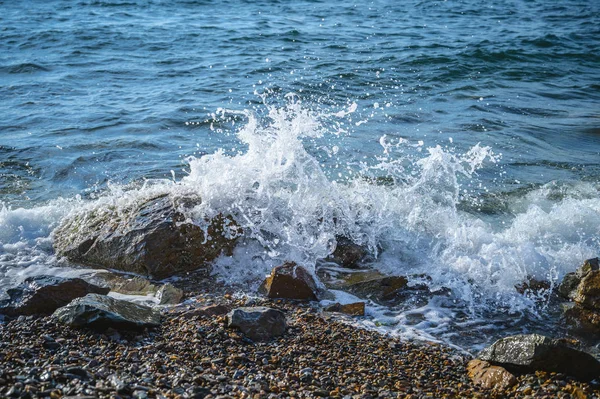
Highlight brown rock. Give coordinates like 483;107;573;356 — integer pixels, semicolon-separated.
345;275;408;303
467;359;516;390
258;262;318;301
515;277;551;296
558;258;599;300
574;270;600;310
563;304;600;333
324;302;365;316
53;194;241;279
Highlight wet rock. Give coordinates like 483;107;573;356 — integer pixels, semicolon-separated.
227;306;286;342
467;359;516;390
323;302;365;316
326;237;369;269
478;334;600;381
53;293;160;330
258;262;318;301
53;193;241;279
156;283;183;305
0;276;109;317
573;270;600;310
563;304;600;333
344;275;408;303
558;258;599;300
515;277;551;297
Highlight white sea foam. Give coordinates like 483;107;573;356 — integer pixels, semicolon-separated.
1;97;599;348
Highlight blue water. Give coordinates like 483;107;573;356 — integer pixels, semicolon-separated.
1;0;600;349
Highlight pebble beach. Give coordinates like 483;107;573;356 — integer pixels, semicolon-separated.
2;281;600;399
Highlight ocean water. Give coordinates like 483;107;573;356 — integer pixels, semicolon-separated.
1;0;600;351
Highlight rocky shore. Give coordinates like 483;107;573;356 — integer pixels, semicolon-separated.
2;284;600;399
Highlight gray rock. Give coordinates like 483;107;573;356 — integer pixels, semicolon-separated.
227;306;286;342
0;276;109;317
53;193;241;279
53;293;160;330
478;334;600;381
156;283;183;305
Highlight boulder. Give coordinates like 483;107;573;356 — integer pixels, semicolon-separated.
258;262;318;301
478;334;600;382
558;258;599;300
53;194;241;279
326;237;369;269
466;359;516;390
227;306;286;342
0;276;109;317
53;293;160;330
323;302;365;316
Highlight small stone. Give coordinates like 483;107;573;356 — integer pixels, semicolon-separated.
156;283;183;305
467;359;516;390
227;307;286;342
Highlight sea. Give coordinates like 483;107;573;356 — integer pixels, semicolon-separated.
1;0;599;353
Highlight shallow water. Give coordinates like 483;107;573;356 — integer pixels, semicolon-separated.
1;0;600;351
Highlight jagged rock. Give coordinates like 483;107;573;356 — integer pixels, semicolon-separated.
563;304;600;333
53;293;160;330
53;193;241;279
573;270;600;310
156;283;184;305
258;262;318;301
326;237;369;269
227;306;286;342
323;302;365;316
478;334;600;381
0;276;109;317
558;258;599;300
515;277;551;296
467;359;516;390
180;304;230;320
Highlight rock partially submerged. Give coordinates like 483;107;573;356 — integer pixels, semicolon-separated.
323;302;365;316
478;334;600;382
326;237;369;269
53;194;241;279
258;262;318;301
227;306;286;342
53;293;160;330
0;276;109;317
466;359;516;390
558;258;600;333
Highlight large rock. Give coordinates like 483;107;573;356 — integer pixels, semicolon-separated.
53;293;160;330
326;237;369;269
227;306;286;342
323;302;365;316
563;304;600;333
345;275;409;303
53;194;241;279
258;262;318;301
558;258;599;301
0;276;109;317
466;359;516;390
478;334;600;381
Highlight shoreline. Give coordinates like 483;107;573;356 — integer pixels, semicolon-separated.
1;285;599;399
